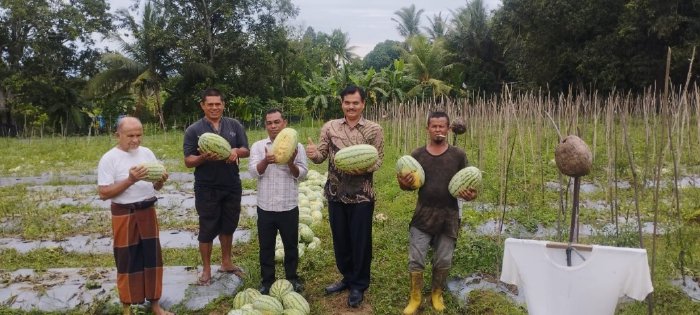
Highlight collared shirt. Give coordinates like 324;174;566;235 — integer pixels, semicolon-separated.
183;117;248;190
249;137;308;212
308;117;384;203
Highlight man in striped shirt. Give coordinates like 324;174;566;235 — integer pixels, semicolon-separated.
249;109;308;294
306;85;384;308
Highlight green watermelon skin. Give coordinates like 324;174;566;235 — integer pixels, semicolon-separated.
334;144;378;173
448;166;482;197
198;132;232;160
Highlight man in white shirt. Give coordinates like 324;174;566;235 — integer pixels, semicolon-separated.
249;109;308;294
97;117;172;315
500;238;653;315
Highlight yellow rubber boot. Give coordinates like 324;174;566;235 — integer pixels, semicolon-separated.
431;268;449;312
402;272;423;314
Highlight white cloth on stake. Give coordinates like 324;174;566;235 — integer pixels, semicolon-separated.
500;238;653;315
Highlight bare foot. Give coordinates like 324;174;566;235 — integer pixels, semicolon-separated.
218;264;244;277
196;272;211;286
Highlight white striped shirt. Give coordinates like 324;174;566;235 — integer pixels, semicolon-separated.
249;137;308;212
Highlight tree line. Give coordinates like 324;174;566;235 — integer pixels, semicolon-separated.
1;0;699;135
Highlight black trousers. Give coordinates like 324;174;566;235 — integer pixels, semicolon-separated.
257;206;299;286
327;200;374;291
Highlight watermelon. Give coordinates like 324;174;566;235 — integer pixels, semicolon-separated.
281;292;310;314
282;309;305;315
396;155;424;189
271;128;298;164
270;279;293;300
448;166;482;197
252;295;284;314
233;288;262;309
334;144;378;173
298;224;314;243
198;132;231;160
275;248;284;262
138;162;166;182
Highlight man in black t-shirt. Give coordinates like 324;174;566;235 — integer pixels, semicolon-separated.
397;111;477;314
184;88;249;286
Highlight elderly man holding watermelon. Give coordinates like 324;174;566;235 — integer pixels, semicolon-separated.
396;111;478;314
306;85;384;308
184;88;250;286
97;117;172;315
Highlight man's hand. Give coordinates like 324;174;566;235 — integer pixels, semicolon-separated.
153;171;168;190
128;165;148;183
305;137;318;158
264;147;277;164
458;188;478;201
226;148;239;164
396;172;415;189
197;149;220;162
286;148;298;167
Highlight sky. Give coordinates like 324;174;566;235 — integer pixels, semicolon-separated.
106;0;502;57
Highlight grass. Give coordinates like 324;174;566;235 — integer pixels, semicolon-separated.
0;114;699;314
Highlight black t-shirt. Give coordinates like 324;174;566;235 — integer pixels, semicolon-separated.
409;145;467;238
184;117;249;190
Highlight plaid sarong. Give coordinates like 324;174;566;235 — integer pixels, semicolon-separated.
111;203;163;304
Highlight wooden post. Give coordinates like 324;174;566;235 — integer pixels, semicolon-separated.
567;176;581;266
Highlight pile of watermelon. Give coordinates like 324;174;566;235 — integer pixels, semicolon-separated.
228;279;310;315
275;170;326;262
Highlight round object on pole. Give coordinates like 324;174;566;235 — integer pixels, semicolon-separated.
451;118;467;135
554;135;592;177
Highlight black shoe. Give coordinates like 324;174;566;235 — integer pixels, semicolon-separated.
324;281;348;295
259;285;270;295
348;289;364;308
289;279;304;293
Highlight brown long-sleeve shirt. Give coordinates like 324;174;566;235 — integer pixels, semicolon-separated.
308;117;384;203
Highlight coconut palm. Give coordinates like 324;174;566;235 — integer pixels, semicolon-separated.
392;4;424;40
424;12;449;41
403;35;453;99
87;1;174;129
328;29;357;68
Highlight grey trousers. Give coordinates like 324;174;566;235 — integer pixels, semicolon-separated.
408;226;456;272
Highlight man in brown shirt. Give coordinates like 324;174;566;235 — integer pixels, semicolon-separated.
306;85;384;308
397;111;477;314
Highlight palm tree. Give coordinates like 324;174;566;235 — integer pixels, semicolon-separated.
392;4;424;40
403;35;453;99
87;1;173;129
378;59;416;103
424;12;449;41
348;68;387;105
328;29;357;69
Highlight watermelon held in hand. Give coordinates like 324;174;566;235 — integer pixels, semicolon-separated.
271;128;298;164
448;166;482;197
396;155;424;189
138;162;166;183
334;144;378;173
198;132;231;160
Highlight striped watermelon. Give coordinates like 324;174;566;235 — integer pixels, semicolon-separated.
282;309;305;315
252;294;284;314
271;128;298;164
270;279;293;300
198;132;231;160
138;162;166;182
396;155;424;189
334;144;378;173
233;288;262;309
281;291;310;314
448;166;482;197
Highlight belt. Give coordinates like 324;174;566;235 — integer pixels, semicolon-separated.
113;197;158;210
